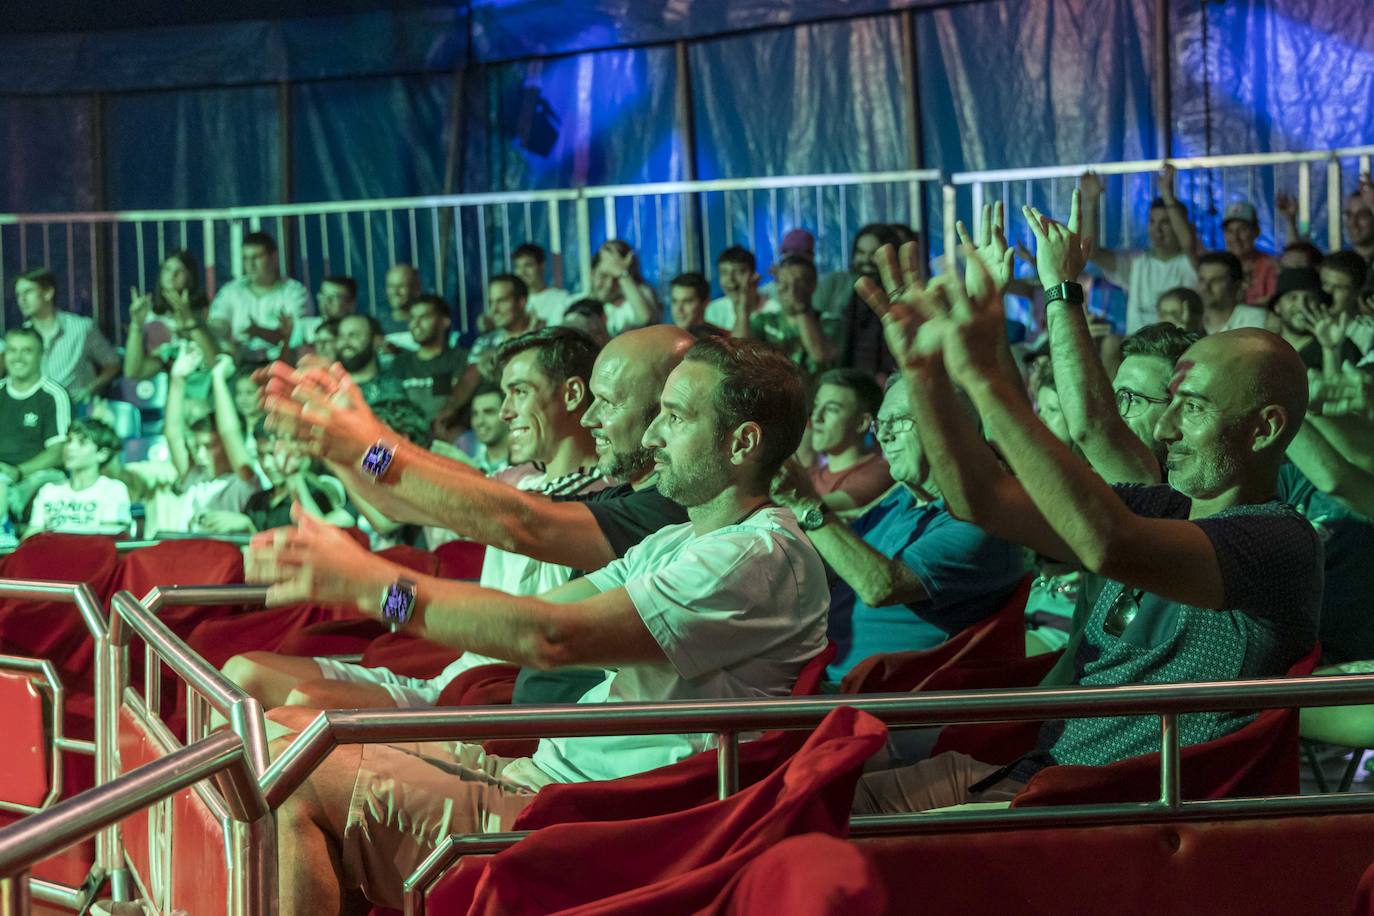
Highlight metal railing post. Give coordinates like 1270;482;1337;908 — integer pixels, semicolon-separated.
716;731;739;800
1327;157;1343;251
0;872;30;916
1159;713;1181;810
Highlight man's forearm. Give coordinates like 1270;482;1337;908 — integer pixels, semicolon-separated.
808;515;926;608
1290;422;1374;515
793;311;836;365
1310;415;1374;476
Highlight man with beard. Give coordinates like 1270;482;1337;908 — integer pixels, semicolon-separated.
1196;251;1270;335
334;314;407;405
1343;178;1374;267
388;294;469;424
224;327;605;709
248;336;826;915
1271;267;1363;371
814;224;903;375
850;209;1320;812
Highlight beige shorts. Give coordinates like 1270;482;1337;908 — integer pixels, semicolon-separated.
341;740;554;908
851;751;1024;815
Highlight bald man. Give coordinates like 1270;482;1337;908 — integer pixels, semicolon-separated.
852;221;1321;811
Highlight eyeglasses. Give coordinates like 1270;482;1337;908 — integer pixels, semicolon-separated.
1115;388;1171;420
1102;587;1144;637
872;416;916;438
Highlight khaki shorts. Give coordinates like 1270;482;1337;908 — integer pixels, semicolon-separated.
341;740;554;908
851;751;1024;815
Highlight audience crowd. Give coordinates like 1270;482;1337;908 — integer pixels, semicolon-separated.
5;167;1374;912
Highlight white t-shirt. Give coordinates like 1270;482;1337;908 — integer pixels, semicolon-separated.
1102;252;1197;334
208;277;312;359
527;287;573;328
28;476;133;536
531;506;830;784
1210;304;1272;334
703;295;780;332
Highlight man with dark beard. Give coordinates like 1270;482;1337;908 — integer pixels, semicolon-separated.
335;314;407;405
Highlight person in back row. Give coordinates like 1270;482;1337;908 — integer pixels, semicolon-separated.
805;368;893;511
851;203;1319;811
0;326;72;538
513;243;572;328
25;418;132;537
15;268;121;404
208;231;311;366
250;336;827;914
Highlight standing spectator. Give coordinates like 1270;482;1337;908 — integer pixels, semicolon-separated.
25;418;132;537
381;263;421;336
436;275;534;433
294;275;357;352
389;294;468;424
1272;267;1362;371
123;251;217;381
1221;201;1279;305
14;268;120;403
1080;166;1199;334
513;243;571;328
1155;287;1205;334
587;240;657;335
743;255;836;374
1196;251;1271;335
0;327;71;537
806;369;893;511
208;232;311;365
668;273;710;330
705;246;775;332
336;315;407;405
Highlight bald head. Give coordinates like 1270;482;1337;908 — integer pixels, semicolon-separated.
599;324;695;391
385;264;421;313
1185;329;1308;446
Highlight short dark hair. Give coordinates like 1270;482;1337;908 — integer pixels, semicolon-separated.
16;267;56;295
1149;197;1190;219
339;314;383;339
4;326;43;351
409;293;451;321
776;254;817;286
852;223;901;255
815;367;883;419
1282;241;1324;268
688;323;729;339
1121;322;1201;363
671;273;710;302
496;326;600;409
1197;250;1243;283
563;298;605;321
717;246;756;272
512;243;546;265
471;381;503;402
322;275;359;300
316;318;341;338
69;418;122;461
1322;250;1370;289
682;336;807;488
489;273;529;301
242;231;278;255
1157;286;1203;318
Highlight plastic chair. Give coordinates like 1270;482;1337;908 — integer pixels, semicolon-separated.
437;706;886;916
839;575;1032;694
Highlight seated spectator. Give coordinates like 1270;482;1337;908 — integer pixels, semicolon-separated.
388;294;468;424
1155;286;1204;334
1025;364;1080;654
1272;267;1363;371
1033;361;1071;445
14;268;120;404
293;275;357;353
827;224;903;375
560;298;610;346
1221;201;1279;305
226;327;607;708
586;240;657;334
451;382;511;475
381;263;421;337
814;224;899;324
1320;251;1373;353
123;250;217;382
0;327;72;539
312;318;340;364
336;315;407;405
850;211;1319;812
436;274;535;433
759;228;816;300
514;242;571;328
745;255;836;374
1196;251;1270;335
249;336;823;913
774;378;1025;681
1281;241;1324;270
669;272;711;330
208;232;311;366
186;433;350;536
24;418;132;537
806;368;893;511
1081;166;1199;334
706;245;776;333
1344;177;1374;266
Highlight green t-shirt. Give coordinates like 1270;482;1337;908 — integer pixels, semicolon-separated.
748;309;840;376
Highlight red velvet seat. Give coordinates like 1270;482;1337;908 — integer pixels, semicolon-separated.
838;575;1032;694
434;705;885;916
706;833;887;915
111;538;246;639
434;539;485;580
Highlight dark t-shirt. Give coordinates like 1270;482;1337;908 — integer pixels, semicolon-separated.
0;379;71;466
1278;463;1374;663
1012;483;1321;779
1295;338;1363;372
390;345;470;420
245;481;335;533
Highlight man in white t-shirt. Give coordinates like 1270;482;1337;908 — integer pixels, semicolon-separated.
25;418;132;537
1196;251;1271;335
704;245;779;333
208;231;312;364
513;242;571;328
249;336;824;913
224;326;608;707
1080;166;1199;334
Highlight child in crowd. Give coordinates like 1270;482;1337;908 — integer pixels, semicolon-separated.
25;418;133;537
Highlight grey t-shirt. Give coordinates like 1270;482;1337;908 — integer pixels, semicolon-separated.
1032;484;1322;771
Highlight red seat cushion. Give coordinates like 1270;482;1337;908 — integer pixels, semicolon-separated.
0;670;51;808
705;833;888;915
434;539;485;580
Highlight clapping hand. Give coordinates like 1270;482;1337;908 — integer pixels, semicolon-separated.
856;242;950;372
1022;189;1093;289
258;361;390;466
955;201;1014;303
129;287;153;327
170;344;203;380
246;505;388;608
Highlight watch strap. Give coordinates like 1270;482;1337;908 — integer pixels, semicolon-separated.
1043;281;1085;306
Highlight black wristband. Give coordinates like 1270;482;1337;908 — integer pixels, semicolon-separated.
1043;281;1085;306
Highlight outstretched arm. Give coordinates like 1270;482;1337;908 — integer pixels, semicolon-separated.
1158;164;1201;265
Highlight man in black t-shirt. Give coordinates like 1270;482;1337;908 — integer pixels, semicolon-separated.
0;327;72;528
388;294;469;424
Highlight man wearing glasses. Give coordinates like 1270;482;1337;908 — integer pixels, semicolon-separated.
773;378;1026;683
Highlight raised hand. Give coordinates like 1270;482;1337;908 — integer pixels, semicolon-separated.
598;242;633;278
956;200;1014;303
1022;189;1093;289
1308;304;1350;352
260;362;392;466
170;344;203;380
1079;170;1105;200
941;242;1013;385
1276;192;1299;220
246;507;388;608
129;287;152;327
211;352;237;382
855;242;949;372
1159;162;1178;204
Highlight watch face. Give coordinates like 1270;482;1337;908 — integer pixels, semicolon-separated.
361;443;394;479
382;583;415;623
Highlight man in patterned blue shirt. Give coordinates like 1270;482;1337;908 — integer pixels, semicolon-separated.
851;200;1321;813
